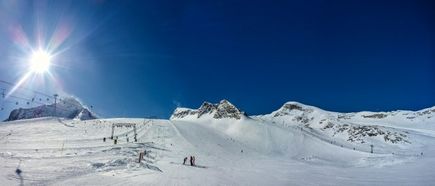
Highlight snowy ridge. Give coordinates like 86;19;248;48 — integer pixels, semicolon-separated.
338;106;435;128
4;97;97;121
252;101;435;154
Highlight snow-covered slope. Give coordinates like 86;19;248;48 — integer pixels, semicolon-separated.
4;97;97;121
1;100;434;185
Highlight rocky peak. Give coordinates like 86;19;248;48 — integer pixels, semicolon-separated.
215;99;244;119
170;99;247;120
198;102;217;117
282;103;304;111
273;102;313;117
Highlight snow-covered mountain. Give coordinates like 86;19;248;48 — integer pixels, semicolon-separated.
171;99;248;120
172;100;435;154
4;97;97;121
259;102;434;152
1;101;435;185
259;101;435;126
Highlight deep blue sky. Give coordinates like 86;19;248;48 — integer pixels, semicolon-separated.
0;0;434;118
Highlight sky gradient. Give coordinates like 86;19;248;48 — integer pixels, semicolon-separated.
0;0;434;119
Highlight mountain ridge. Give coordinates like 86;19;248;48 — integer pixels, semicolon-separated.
4;97;97;121
171;99;435;149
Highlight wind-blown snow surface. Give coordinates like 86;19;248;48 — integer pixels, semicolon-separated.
1;102;435;185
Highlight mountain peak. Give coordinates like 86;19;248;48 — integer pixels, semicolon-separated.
215;99;245;119
219;99;231;105
171;99;247;120
282;102;306;111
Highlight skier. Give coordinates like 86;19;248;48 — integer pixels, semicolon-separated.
16;160;23;186
190;156;194;166
183;157;188;165
192;156;196;166
138;152;144;163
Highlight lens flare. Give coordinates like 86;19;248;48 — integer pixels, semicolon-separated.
29;50;52;73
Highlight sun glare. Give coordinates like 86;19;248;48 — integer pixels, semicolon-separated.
29;49;52;73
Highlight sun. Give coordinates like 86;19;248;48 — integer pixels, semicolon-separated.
29;49;52;73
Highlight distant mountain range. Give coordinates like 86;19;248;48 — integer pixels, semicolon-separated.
171;100;435;148
6;96;434;148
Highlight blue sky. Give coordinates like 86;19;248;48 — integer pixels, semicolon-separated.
0;0;434;119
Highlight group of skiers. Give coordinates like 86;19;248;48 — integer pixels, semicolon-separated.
183;156;196;166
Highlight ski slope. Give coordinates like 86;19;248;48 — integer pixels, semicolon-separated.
1;116;435;185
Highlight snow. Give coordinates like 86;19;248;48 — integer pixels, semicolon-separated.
1;101;435;185
4;97;97;121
